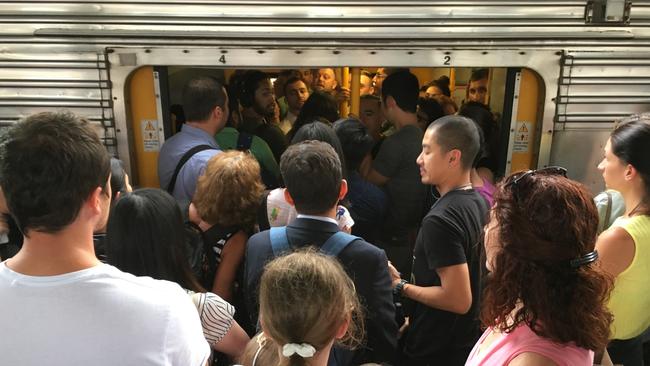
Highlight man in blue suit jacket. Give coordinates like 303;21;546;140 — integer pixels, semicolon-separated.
244;140;397;365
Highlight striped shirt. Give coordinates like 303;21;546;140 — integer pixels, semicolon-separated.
187;291;236;346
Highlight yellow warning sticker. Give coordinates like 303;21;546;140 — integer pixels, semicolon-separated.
513;121;530;153
141;119;160;152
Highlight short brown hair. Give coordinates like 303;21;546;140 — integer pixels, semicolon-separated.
0;111;110;234
182;76;227;122
280;141;342;215
482;172;613;351
193;151;264;228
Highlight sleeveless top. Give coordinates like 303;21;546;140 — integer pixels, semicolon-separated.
607;214;650;340
474;177;496;207
465;324;592;366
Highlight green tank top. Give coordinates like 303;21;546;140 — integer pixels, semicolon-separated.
607;214;650;340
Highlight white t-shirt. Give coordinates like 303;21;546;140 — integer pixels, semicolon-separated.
279;111;297;135
0;262;210;366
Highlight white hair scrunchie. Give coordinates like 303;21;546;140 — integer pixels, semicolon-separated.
282;343;317;358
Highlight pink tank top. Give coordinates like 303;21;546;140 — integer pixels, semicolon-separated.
465;324;593;366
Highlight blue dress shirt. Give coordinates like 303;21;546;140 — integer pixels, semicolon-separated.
158;124;221;203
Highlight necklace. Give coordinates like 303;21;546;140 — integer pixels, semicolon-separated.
431;183;473;200
452;183;473;192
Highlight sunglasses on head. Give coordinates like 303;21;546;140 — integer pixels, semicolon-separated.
503;166;599;269
504;166;568;200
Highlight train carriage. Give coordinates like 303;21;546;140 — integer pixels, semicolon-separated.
1;1;649;193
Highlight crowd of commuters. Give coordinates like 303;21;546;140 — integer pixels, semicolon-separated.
0;65;649;366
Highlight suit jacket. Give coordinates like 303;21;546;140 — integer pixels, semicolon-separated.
244;217;398;365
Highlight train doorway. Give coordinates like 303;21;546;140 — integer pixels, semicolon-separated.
110;48;557;187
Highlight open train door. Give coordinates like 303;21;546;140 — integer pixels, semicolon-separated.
108;48;561;187
500;68;546;176
121;66;171;188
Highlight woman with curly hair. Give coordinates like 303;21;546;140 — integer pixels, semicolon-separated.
596;117;650;365
465;168;613;365
191;151;265;302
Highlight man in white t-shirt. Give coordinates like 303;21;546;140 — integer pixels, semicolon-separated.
0;111;210;366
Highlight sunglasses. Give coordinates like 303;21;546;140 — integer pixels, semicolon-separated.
504;166;568;200
614;112;650;129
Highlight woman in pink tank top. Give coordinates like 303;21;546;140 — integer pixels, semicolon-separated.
466;169;614;366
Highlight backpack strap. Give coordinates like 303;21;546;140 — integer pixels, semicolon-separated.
236;132;254;151
320;231;360;256
257;190;271;232
604;191;613;229
166;144;216;194
269;226;359;258
269;226;291;257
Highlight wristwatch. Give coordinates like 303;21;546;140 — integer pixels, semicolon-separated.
393;279;408;298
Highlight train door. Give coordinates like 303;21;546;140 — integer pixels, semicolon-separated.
125;65;222;187
109;48;559;187
501;68;546;176
125;66;170;188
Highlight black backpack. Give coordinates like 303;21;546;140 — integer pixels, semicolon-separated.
181;204;238;290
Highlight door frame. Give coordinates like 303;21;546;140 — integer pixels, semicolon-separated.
108;47;561;177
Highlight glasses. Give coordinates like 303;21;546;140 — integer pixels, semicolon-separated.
504;166;568;200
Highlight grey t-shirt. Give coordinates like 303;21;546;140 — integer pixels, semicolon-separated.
373;124;426;235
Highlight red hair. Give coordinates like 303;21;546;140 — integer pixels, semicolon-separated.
481;172;613;351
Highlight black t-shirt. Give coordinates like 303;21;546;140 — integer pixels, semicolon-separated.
239;117;288;163
404;188;488;361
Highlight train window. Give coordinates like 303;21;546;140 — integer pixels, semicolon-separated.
124;66;545;188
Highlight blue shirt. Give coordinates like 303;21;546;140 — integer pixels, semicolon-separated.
158;124;221;203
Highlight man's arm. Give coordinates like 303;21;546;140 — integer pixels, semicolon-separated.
390;262;472;314
388;214;473;314
415;264;472;314
364;137;397;186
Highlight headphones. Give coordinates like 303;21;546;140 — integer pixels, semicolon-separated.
239;71;268;108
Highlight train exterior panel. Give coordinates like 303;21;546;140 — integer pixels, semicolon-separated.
1;1;649;193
